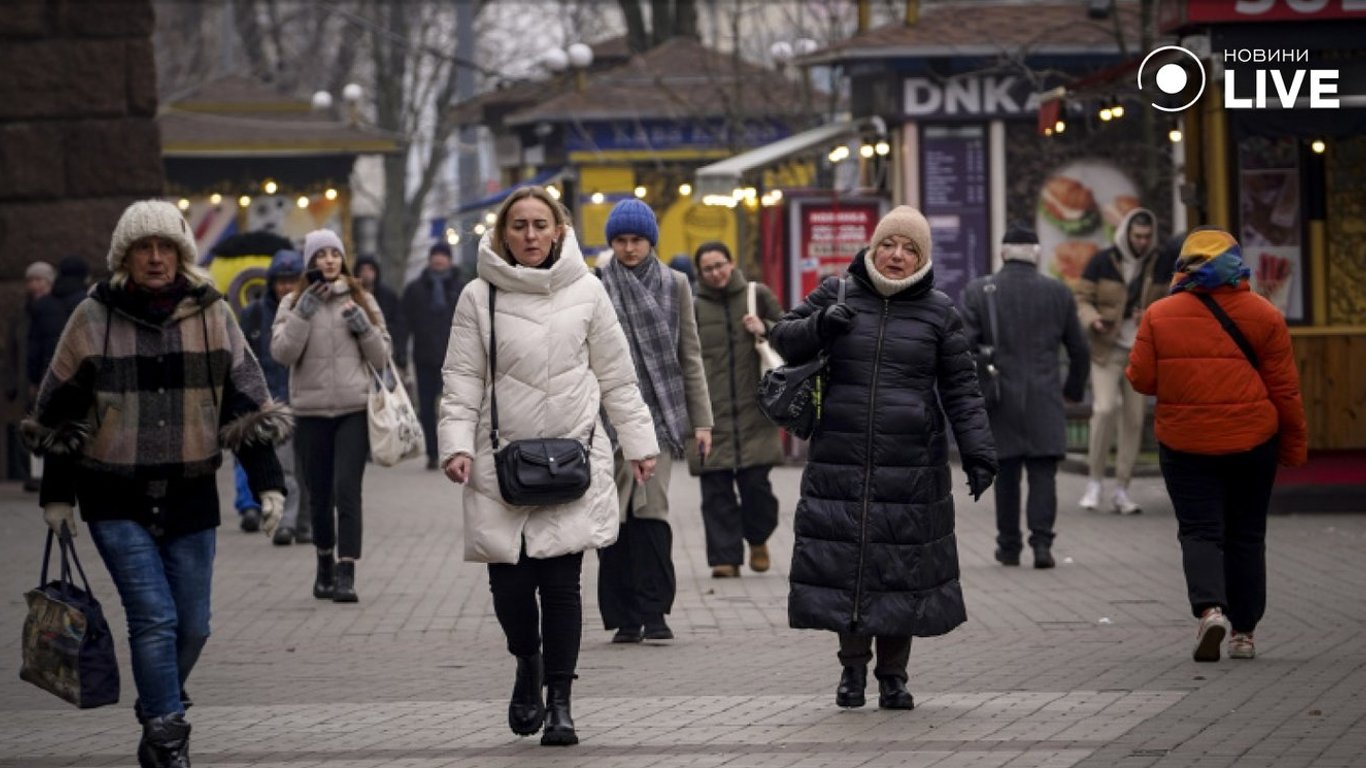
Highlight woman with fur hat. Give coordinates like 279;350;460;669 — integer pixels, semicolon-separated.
439;186;658;745
769;205;997;711
271;229;391;603
23;200;290;768
1126;227;1307;663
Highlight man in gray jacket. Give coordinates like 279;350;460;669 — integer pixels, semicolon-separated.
962;224;1089;568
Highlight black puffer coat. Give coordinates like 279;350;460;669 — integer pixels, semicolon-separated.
769;255;996;637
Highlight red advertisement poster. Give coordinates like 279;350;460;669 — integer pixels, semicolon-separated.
788;198;884;304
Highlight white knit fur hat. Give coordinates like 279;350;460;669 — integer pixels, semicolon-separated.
107;200;199;273
303;229;346;265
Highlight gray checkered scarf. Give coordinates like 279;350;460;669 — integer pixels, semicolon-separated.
600;255;689;458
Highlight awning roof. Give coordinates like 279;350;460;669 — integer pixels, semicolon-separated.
453;167;565;216
693;120;867;197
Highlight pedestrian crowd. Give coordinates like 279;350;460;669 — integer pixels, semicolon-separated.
12;192;1306;766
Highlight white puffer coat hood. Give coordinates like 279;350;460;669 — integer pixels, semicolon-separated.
438;228;658;564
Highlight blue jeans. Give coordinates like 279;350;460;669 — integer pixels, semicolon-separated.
88;521;215;719
234;459;258;514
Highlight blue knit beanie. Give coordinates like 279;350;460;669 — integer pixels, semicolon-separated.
605;199;658;247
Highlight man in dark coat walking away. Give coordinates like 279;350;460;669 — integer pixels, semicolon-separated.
50;255;92;318
400;242;465;469
355;255;407;370
963;224;1089;569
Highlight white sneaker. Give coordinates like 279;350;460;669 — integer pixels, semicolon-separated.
1229;632;1256;659
1113;488;1141;515
1194;608;1231;662
1079;480;1102;510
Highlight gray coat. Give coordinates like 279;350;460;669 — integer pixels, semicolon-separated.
961;261;1089;461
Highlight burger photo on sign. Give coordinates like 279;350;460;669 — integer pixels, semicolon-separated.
1034;159;1141;287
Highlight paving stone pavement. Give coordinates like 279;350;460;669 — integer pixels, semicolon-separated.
1;459;1363;768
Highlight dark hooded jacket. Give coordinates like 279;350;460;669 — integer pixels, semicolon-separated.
401;264;465;369
769;253;996;638
356;255;407;368
240;249;303;402
51;255;91;318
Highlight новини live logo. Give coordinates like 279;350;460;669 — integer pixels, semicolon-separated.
1138;44;1343;112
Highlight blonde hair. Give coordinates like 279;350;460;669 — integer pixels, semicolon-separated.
108;241;213;290
493;186;569;264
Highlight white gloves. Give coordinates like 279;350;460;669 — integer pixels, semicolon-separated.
43;503;77;537
259;491;285;538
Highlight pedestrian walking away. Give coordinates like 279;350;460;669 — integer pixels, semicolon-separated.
6;261;60;492
355;254;407;370
438;186;658;746
240;248;311;545
1073;207;1164;514
595;198;713;644
22;200;290;768
962;223;1089;569
770;205;997;711
1126;227;1307;663
400;242;466;470
688;241;784;579
271;229;391;602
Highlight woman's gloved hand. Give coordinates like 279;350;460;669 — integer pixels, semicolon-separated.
341;303;371;335
295;284;326;319
819;303;856;340
259;491;285;537
43;503;77;537
965;463;995;502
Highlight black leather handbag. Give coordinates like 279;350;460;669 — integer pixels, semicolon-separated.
487;284;593;506
973;279;1002;410
757;277;846;440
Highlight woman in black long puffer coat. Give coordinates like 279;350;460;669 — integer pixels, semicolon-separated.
769;205;997;711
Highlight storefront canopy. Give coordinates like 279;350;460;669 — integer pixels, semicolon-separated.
693;120;871;197
453;167;565;215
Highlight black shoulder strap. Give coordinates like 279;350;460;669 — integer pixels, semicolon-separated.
488;283;500;449
1194;292;1260;370
983;277;1000;346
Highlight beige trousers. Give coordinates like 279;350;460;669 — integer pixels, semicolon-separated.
1087;346;1145;486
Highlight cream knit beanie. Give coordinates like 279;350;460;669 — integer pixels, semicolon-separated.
107;200;199;273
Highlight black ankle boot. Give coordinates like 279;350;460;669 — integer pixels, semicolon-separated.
332;560;358;603
509;654;545;736
877;676;915;710
836;665;867;708
137;713;191;768
313;552;334;600
541;676;578;746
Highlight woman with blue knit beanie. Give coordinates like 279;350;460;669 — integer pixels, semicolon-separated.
595;199;713;643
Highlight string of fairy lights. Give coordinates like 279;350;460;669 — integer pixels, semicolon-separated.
172;180;343;214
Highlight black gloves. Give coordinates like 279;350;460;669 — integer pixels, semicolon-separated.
819;303;856;339
966;463;995;502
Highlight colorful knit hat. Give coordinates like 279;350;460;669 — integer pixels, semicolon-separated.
1170;228;1250;293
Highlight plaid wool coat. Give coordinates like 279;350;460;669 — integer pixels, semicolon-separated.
23;280;290;535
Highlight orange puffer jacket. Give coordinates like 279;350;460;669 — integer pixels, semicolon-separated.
1126;283;1307;466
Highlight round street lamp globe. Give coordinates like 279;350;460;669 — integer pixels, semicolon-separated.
543;48;569;73
342;83;364;103
311;90;333;110
567;43;593;69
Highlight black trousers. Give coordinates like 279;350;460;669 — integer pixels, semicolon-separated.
295;412;369;559
700;466;779;566
837;634;912;682
596;506;675;630
488;550;584;681
415;363;442;461
1159;438;1278;633
993;457;1059;554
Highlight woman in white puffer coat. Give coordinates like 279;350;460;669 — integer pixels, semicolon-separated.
438;186;658;747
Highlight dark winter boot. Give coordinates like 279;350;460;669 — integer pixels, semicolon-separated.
540;676;578;746
509;654;545;736
835;665;867;708
313;551;334;600
332;560;358;603
877;676;916;710
136;713;191;768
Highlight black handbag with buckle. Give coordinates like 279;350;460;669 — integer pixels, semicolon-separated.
487;284;593;506
757;277;847;440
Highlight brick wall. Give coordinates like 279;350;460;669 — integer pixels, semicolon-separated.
0;0;164;478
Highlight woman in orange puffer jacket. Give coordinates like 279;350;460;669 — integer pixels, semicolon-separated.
1127;227;1307;665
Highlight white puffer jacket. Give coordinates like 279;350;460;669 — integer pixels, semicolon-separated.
439;230;658;564
271;278;391;417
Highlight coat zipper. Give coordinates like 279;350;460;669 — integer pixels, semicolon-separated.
724;296;742;468
852;298;889;627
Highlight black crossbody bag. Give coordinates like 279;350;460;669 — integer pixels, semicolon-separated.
1193;293;1260;369
488;284;593;506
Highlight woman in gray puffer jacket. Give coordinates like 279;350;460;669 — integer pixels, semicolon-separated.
272;230;391;603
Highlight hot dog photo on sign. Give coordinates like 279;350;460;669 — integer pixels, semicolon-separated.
1035;159;1141;287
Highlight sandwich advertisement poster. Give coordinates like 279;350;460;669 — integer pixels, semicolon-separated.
1034;159;1142;287
1237;135;1304;322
